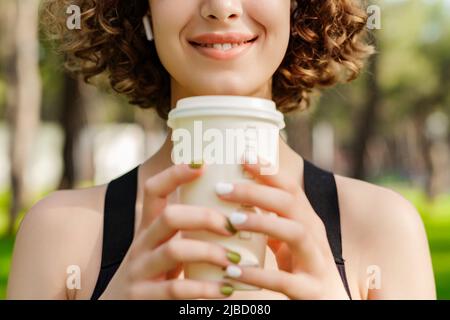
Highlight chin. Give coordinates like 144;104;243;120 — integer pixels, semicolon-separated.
192;76;259;96
197;88;253;97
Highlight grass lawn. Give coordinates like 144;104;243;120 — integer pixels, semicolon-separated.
0;186;449;299
0;236;14;299
420;215;450;299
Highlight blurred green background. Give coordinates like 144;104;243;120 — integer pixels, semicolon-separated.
0;0;449;299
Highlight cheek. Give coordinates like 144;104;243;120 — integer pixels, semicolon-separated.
150;1;194;66
247;0;291;62
247;0;291;39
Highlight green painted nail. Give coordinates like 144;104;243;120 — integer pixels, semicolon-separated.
220;284;234;296
189;160;203;169
225;218;237;234
226;251;241;264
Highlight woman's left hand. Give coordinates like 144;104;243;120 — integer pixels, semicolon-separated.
215;156;350;300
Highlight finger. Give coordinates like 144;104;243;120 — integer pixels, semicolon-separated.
242;155;319;217
242;154;300;196
146;163;205;199
128;279;234;300
216;181;314;223
225;266;318;300
140;163;205;229
133;204;233;253
227;212;322;272
130;238;236;280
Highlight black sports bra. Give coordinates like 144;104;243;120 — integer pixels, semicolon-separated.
90;159;352;299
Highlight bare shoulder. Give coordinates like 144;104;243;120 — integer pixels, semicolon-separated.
20;185;107;239
7;185;107;299
334;174;424;238
334;174;435;299
35;185;106;210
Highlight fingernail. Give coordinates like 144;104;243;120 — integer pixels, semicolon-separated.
220;283;234;296
225;265;242;278
225;217;238;235
229;212;248;225
189;160;203;169
215;182;234;195
226;251;241;264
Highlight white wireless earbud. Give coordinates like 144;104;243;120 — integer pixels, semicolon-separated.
142;15;153;41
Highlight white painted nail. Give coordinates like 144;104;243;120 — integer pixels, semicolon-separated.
215;182;234;195
230;212;248;225
240;256;260;267
225;265;242;278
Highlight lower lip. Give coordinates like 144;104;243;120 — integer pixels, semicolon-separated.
189;40;256;61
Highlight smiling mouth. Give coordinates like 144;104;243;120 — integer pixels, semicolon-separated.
188;36;258;51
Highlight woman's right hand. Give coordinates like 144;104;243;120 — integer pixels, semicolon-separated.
99;163;240;300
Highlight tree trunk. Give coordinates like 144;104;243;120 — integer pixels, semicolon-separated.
414;114;434;198
58;74;86;189
5;0;42;235
351;37;380;179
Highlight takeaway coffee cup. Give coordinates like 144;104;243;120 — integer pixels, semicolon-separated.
167;96;285;290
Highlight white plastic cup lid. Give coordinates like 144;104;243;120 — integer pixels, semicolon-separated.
167;95;285;129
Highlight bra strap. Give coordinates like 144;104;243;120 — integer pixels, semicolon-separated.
303;159;352;299
90;166;138;300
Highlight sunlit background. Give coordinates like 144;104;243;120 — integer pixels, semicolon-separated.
0;0;449;299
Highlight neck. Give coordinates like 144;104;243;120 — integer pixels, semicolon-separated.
169;78;274;110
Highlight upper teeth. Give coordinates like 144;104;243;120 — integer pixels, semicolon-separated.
198;42;245;51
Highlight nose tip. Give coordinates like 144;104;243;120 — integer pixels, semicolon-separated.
206;12;239;21
201;0;243;22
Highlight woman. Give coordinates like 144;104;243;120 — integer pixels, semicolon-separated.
7;0;435;300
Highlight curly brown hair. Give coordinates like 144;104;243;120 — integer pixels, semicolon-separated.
41;0;374;120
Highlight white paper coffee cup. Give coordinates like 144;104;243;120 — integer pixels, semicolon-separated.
167;95;285;290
